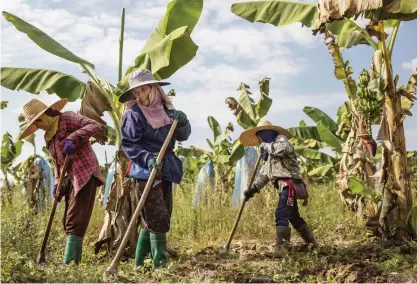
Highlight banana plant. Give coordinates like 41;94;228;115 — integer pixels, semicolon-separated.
1;0;204;255
230;0;417;226
225;77;272;130
313;0;417;240
288;107;342;182
1;132;23;205
1;0;203;146
177;117;244;192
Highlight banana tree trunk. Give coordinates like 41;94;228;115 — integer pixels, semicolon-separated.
338;108;377;218
378;21;412;240
95;150;138;256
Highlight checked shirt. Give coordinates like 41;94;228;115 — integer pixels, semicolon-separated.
47;111;103;195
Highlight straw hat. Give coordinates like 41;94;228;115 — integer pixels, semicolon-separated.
119;69;170;103
18;98;68;140
239;120;292;146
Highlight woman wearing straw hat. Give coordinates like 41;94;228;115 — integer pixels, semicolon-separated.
119;69;191;269
240;120;318;255
19;98;103;264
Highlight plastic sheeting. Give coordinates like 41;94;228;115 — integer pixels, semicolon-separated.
192;161;215;207
232;147;258;208
34;157;55;199
103;162;115;207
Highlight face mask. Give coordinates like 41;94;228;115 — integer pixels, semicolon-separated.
256;130;278;143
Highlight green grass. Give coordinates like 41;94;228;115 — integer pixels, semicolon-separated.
1;183;417;283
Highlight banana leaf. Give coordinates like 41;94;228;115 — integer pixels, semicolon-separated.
80;81;113;144
207;116;222;144
228;140;246;163
206;139;214;149
326;18;377;49
288;126;320;141
314;0;382;28
231;1;318;28
237;83;256;123
255;77;272;121
231;0;376;49
1;67;85;102
308;164;335;177
317;121;343;153
295;147;334;164
401;68;417;111
121;0;203;88
2;12;95;74
1;132;23;166
303;106;338;133
347;176;380;204
365;0;417;21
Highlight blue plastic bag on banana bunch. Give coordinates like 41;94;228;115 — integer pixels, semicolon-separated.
28;157;54;212
232;147;258;208
103;162;115;207
34;157;54;200
192;161;215;207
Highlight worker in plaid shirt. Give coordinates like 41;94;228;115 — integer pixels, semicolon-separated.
19;98;104;265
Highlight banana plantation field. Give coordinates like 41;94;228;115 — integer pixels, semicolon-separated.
2;183;417;283
1;0;417;283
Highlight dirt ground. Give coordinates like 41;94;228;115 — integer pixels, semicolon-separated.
107;239;417;283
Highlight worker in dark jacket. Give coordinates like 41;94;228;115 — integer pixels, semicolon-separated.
119;69;191;269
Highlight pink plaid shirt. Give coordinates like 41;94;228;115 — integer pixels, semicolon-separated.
47;111;103;195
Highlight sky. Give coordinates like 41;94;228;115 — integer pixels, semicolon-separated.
1;0;416;170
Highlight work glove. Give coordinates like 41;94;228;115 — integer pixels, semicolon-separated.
147;157;163;171
244;185;259;200
53;184;66;202
173;110;188;125
64;139;77;156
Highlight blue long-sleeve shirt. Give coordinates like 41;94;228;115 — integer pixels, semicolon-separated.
121;104;191;183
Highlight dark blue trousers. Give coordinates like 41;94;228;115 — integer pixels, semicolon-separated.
275;186;306;229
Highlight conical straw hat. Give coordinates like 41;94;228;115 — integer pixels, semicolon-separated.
18;98;68;140
239;120;292;146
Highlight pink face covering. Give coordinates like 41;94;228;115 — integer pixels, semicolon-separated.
127;85;173;129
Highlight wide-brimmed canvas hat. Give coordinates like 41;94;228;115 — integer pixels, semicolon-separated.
119;69;170;103
240;120;292;146
18;98;68;140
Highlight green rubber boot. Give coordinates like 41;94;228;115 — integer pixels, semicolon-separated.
150;233;167;269
135;229;151;268
63;235;82;264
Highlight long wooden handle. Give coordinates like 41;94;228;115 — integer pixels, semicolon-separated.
38;155;71;264
225;152;262;251
106;120;179;275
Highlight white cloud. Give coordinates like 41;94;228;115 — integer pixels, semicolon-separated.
402;57;417;70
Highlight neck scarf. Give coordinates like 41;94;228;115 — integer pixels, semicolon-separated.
40;113;60;142
127;85;174;129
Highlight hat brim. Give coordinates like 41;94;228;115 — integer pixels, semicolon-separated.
118;80;171;103
18;98;68;140
239;125;292;146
